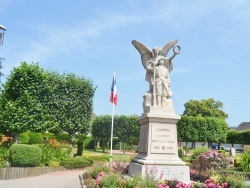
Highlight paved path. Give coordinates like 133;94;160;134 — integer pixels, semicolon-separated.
0;170;85;188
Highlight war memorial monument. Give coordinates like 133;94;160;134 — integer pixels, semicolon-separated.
128;39;190;182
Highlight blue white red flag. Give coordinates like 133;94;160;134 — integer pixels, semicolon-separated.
110;74;118;105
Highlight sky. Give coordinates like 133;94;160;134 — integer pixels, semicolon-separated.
0;0;250;127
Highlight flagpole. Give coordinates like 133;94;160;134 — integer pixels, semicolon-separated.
110;70;116;157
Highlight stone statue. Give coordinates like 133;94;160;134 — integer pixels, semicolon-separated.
132;40;180;108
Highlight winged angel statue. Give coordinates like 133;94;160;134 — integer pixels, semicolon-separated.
132;39;181;108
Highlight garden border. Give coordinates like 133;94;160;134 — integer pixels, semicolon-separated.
0;166;66;180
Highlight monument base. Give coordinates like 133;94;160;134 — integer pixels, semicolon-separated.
129;162;190;182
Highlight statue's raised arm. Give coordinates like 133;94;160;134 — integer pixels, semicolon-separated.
132;39;181;109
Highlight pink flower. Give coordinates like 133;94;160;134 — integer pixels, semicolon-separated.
98;171;105;176
206;183;217;188
205;179;212;184
190;169;196;175
222;182;228;188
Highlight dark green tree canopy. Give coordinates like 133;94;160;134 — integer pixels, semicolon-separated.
0;62;96;141
183;98;228;119
177;98;229;143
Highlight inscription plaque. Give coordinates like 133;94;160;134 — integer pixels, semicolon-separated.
151;124;176;154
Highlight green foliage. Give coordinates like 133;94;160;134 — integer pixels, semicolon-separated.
10;144;42;167
195;150;230;170
28;132;43;144
54;133;71;143
0;62;96;141
234;157;242;168
84;138;95;149
40;144;70;166
19;131;30;144
177;116;228;143
88;162;111;178
240;130;250;144
217;150;226;154
91;115;140;152
183;98;228;119
240;149;250;172
114;115;140;149
77;141;84;156
223;174;247;188
60;156;92;169
0;145;10;168
190;147;209;161
227;129;240;144
0;62;47;135
178;148;184;158
83;154;110;162
178;98;229;143
44;72;96;140
76;134;87;142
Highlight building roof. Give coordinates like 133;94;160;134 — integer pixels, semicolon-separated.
236;122;250;131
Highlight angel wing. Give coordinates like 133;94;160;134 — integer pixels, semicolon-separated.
159;39;178;57
132;40;152;70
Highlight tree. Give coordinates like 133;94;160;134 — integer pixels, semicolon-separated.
0;62;96;144
91;115;112;152
91;115;140;153
227;129;240;147
114;115;140;154
43;72;95;144
0;62;47;142
183;98;228;119
177;98;229;148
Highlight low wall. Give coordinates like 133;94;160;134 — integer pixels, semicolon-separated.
0;166;66;180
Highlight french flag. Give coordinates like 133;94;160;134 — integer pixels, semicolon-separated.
110;74;118;105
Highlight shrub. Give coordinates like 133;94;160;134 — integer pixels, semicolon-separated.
19;132;30;144
178;148;184;158
240;149;250;172
77;141;84;156
192;150;230;171
88;162;111;178
84;138;95;149
234;157;242;168
28;132;43;144
190;147;209;161
40;140;71;166
0;146;10;168
218;150;226;154
82;154;110;162
10;144;42;167
48;161;60;167
54;133;71;143
60;156;92;169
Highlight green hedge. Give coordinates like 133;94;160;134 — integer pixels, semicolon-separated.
60;156;92;169
54;133;71;143
28;132;43;144
10;144;42;167
77;141;84;156
84;138;95;149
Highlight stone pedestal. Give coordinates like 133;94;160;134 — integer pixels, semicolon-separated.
128;106;190;181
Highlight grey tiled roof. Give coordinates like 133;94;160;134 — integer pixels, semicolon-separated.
236;122;250;131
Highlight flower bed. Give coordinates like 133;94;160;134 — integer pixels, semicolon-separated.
80;162;247;188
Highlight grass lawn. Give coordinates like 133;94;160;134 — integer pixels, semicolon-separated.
71;148;136;162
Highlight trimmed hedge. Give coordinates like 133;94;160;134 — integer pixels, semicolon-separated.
60;156;92;169
77;141;84;156
84;138;95;149
10;144;42;167
28;132;43;144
